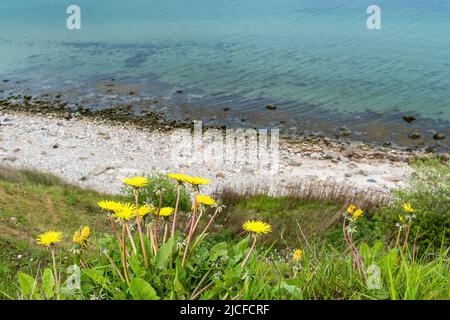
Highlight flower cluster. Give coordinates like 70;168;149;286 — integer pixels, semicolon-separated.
343;204;364;233
72;226;90;246
35;173;276;298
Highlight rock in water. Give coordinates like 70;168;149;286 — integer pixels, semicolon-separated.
340;126;352;137
266;104;277;110
403;115;416;123
433;133;445;140
408;132;421;140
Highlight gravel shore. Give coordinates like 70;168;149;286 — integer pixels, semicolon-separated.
0;111;414;196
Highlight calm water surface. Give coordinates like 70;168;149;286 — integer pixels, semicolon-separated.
0;0;449;145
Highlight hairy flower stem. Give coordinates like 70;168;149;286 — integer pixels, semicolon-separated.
343;218;364;278
154;192;163;252
79;258;87;269
105;252;125;283
241;237;257;268
163;221;169;244
192;208;204;236
121;224;130;286
125;223;137;255
192;208;219;251
182;191;198;267
402;222;412;252
348;231;365;278
51;248;59;300
394;227;402;248
171;184;181;238
146;224;157;256
134;189;148;268
110;218;122;244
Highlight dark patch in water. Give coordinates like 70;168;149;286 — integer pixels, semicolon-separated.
123;51;156;68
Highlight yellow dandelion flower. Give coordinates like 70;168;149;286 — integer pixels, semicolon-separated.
122;176;150;188
242;220;272;235
403;203;414;213
37;231;63;247
98;200;122;212
399;215;404;223
113;202;136;221
185;176;209;186
353;209;363;221
73;226;90;245
293;249;303;262
347;204;356;214
136;205;153;218
196;194;216;206
167;173;190;183
156;207;175;217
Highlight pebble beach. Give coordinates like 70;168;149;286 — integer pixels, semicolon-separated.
0;111;415;196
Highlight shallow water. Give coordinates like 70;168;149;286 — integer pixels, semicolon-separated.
0;1;449;146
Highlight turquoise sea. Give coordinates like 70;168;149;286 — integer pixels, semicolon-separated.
0;0;449;146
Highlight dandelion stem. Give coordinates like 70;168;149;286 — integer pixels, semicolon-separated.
105;252;125;283
182;191;198;267
51;248;60;300
134;189;148;268
163;220;168;244
121;224;130;286
402;221;412;252
125;223;137;255
190;269;211;299
241;237;257;268
153;192;164;252
79;258;87;269
171;183;181;238
394;227;402;248
110;218;122;244
192;207;219;251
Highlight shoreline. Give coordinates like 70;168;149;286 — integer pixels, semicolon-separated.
1;88;449;153
1;107;431;197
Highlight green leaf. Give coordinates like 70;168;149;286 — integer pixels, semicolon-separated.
128;255;146;278
156;237;174;270
18;272;41;300
83;269;111;292
129;278;159;300
41;268;55;299
210;241;228;261
275;281;303;299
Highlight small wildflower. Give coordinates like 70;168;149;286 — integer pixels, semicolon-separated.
185;176;209;186
167;173;190;183
122;176;150;188
353;209;363;221
347;204;356;214
156;207;175;217
196;194;216;206
113;202;136;221
403;203;414;213
73;226;90;245
136;205;153;218
98;200;122;212
37;231;63;247
242;220;272;235
293;249;303;262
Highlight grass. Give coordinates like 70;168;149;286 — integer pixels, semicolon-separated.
0;156;448;300
0;165;125;297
